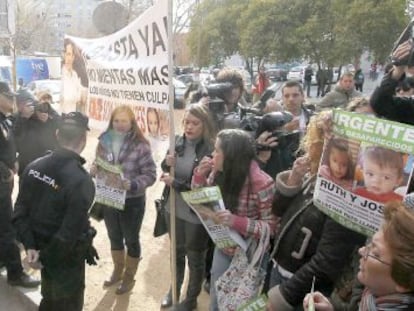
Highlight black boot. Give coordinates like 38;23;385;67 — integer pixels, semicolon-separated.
161;247;186;308
174;250;206;311
8;271;40;288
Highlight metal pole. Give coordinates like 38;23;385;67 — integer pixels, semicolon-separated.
167;0;178;306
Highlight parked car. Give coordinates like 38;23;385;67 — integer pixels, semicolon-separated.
286;65;305;82
266;66;288;82
176;73;195;86
26;79;61;112
173;77;187;109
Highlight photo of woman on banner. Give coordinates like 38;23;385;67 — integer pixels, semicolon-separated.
353;145;409;203
61;38;88;114
319;136;356;190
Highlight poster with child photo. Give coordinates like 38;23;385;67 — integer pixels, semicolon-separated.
314;110;414;236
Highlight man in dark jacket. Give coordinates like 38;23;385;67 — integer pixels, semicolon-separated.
13;112;97;311
0;82;40;288
303;65;313;97
14;101;59;176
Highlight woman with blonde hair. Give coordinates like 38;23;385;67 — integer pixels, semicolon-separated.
266;111;365;310
92;105;156;295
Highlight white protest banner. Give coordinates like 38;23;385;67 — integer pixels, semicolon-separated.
314;110;414;236
182;186;247;250
62;0;169;162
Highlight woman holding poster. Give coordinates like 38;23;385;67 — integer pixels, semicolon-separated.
91;105;156;295
159;104;216;309
303;200;414;310
266;112;366;311
192;128;277;311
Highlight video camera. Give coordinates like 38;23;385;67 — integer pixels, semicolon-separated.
391;20;414;66
255;111;300;151
198;82;234;114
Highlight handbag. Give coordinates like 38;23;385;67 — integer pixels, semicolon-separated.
89;202;105;222
215;224;270;311
153;185;170;237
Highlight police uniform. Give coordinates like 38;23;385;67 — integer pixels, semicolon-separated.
0;81;39;288
13;112;96;311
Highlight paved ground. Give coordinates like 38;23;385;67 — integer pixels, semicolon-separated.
9;77;383;310
10;108;210;311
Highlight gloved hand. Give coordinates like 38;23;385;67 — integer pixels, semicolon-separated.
85;245;99;266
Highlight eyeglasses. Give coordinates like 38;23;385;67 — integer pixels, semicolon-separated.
363;242;391;266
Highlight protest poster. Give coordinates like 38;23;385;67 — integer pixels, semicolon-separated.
314;110;414;236
94;157;126;210
181;186;247;250
62;0;169;163
236;294;267;311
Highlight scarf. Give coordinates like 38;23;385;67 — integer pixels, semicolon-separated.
359;288;414;310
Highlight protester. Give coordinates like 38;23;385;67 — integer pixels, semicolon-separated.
159;103;216;310
13;112;97;310
13;101;59;176
0;82;40;289
92;105;156;295
266;112;366;311
192;128;277;311
303;200;414;310
318;72;362;110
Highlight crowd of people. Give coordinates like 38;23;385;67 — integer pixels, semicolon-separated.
2;38;414;311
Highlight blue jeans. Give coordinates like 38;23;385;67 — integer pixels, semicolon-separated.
103;196;146;258
209;247;232;311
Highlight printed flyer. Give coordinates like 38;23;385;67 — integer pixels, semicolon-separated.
314;110;414;236
94;157;126;210
182;186;247;250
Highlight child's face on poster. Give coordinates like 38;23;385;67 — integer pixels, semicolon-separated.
329;148;349;179
147;111;159;136
362;160;402;195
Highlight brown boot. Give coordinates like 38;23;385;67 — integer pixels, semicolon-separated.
115;256;141;295
104;250;125;287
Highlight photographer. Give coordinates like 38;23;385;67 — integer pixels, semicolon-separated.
197;67;246;131
256;81;313;178
370;39;414;125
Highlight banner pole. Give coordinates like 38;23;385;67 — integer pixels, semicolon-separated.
167;0;178;306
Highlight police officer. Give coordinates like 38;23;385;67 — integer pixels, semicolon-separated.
0;81;40;288
13;112;98;311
